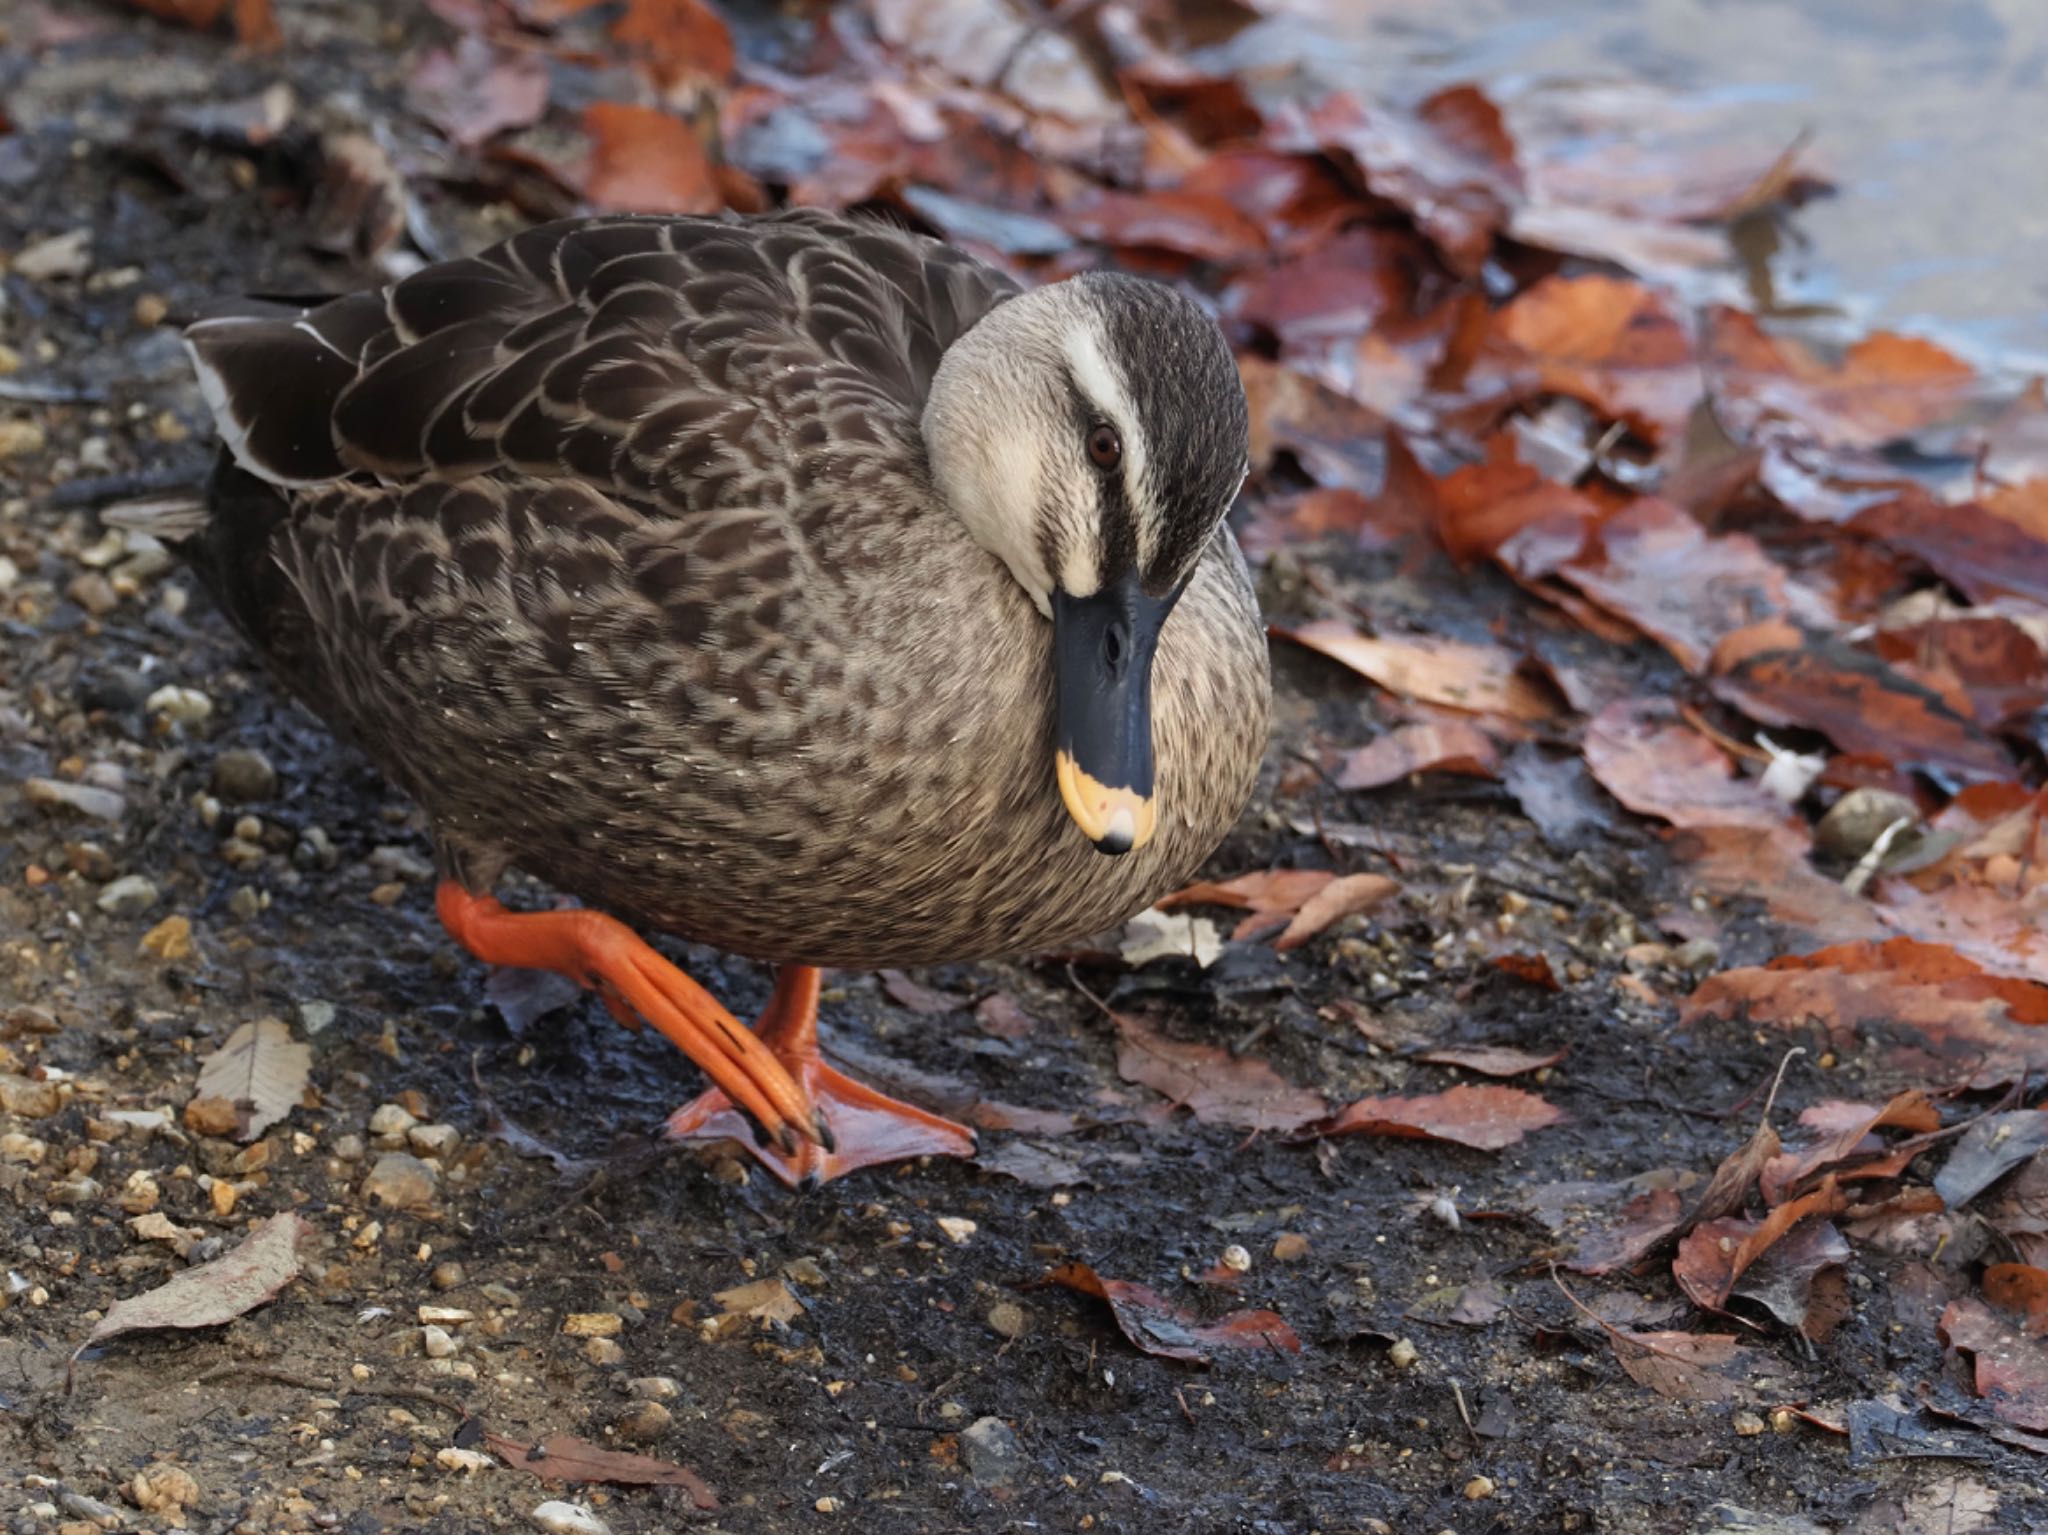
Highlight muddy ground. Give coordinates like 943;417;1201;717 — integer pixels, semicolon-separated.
1;5;2043;1535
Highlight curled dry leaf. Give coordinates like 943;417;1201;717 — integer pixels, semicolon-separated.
193;1017;312;1143
1673;1174;1848;1311
81;1212;309;1358
1335;720;1498;791
1934;1112;2048;1212
486;1431;717;1504
1609;1328;1785;1403
1111;1012;1325;1134
1853;493;2048;608
1311;1083;1564;1152
1582;697;1805;841
1758;1089;1941;1206
1161;868;1399;946
1273;873;1400;950
1430;434;1597;576
583;103;721;215
1276;621;1554;721
1728;1219;1852;1341
1044;1262;1301;1364
1568;1182;1689;1275
1940;1295;2048;1431
1414;1043;1564;1077
1480;274;1699;445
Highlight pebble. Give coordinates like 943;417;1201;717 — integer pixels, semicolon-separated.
0;419;45;459
1732;1409;1767;1436
210;747;277;802
368;1103;419;1137
436;1447;492;1474
430;1261;466;1291
408;1123;460;1156
814;1496;844;1514
530;1502;610;1535
369;844;435;882
145;685;214;725
68;572;119;615
1464;1475;1497;1500
934;1216;976;1245
584;1337;625;1366
1816;787;1920;860
418;1305;474;1324
629;1376;680;1399
987;1300;1027;1339
25;777;126;822
614;1400;672;1442
300;1000;337;1035
1272;1232;1311;1261
140;915;195;961
361;1152;439;1211
0;1075;62;1118
562;1312;623;1338
59;1491;123;1529
118;1170;160;1214
96;875;159;918
14;228;92;280
1388;1337;1419;1370
184;1096;241;1138
960;1416;1023;1485
0;1132;48;1165
129;1465;201;1514
421;1324;457;1358
48;1174;102;1207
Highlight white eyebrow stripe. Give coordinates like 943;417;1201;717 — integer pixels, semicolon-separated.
1062;316;1152;571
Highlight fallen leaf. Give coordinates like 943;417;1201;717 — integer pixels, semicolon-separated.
1112;1013;1325;1134
1044;1262;1301;1364
1277;621;1554;721
1560;499;1834;673
1238;356;1389;490
1758;1090;1941;1205
1413;1043;1564;1077
1162;868;1397;946
81;1213;308;1357
1117;908;1223;968
1430;434;1598;575
583;103;720;215
1583;698;1804;840
1984;1265;2048;1337
1729;1220;1852;1341
1230;226;1414;357
879;971;968;1015
1311;1084;1563;1152
1567;1183;1689;1274
1941;1295;2048;1430
408;36;549;149
1896;1477;2001;1535
1853;493;2048;608
1335;721;1499;790
1870;615;2048;730
1060;188;1267;264
709;1277;804;1328
1274;872;1400;950
1609;1328;1781;1403
1934;1113;2048;1212
1687;1120;1783;1227
193;1017;311;1143
486;1431;716;1504
1673;1175;1848;1311
610;0;733;90
1481;274;1699;444
1705;308;1977;451
125;0;278;46
1488;952;1562;991
1406;1278;1508;1327
1674;824;1889;947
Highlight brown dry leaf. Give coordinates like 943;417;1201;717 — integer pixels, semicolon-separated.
1728;1219;1852;1341
1112;1013;1325;1134
1934;1112;2048;1211
1482;274;1700;444
1940;1295;2048;1430
1582;698;1804;840
81;1213;308;1356
1709;618;2014;782
486;1431;717;1504
1985;1265;2048;1337
1609;1329;1777;1403
1313;1083;1563;1152
583;103;720;215
611;0;733;90
1560;499;1833;673
1431;435;1598;575
878;971;967;1016
1896;1478;2002;1535
1568;1183;1688;1275
1161;868;1399;945
1229;226;1415;357
193;1017;311;1143
1238;356;1389;490
408;36;550;149
1413;1043;1565;1077
1704;308;1978;451
1853;493;2048;608
1274;873;1400;950
1687;1121;1783;1228
710;1276;805;1328
1490;951;1562;990
1871;615;2048;731
1060;189;1268;265
1682;938;2048;1091
1675;824;1889;947
1044;1262;1301;1364
124;0;279;46
1757;1090;1940;1205
1277;621;1554;721
1673;1175;1849;1311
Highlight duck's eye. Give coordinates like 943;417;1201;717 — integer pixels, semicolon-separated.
1086;423;1122;471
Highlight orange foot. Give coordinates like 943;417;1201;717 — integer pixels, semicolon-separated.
436;883;827;1157
667;965;977;1187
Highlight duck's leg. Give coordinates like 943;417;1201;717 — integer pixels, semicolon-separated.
666;965;978;1187
436;883;825;1156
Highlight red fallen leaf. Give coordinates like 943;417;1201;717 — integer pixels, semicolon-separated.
125;0;279;47
1111;1012;1325;1134
409;37;551;150
1431;435;1598;576
1160;868;1377;942
1178;151;1370;251
1559;499;1834;674
1277;85;1522;277
1479;274;1700;445
1985;1265;2048;1337
1238;487;1382;557
1273;873;1400;950
1940;1295;2048;1430
1934;1111;2048;1211
1229;226;1415;356
1875;873;2048;986
1311;1083;1563;1152
1730;1220;1851;1342
612;0;734;89
1674;825;1888;947
1870;616;2048;730
487;1431;716;1504
878;970;967;1016
1238;357;1388;490
1276;621;1555;722
1335;721;1498;791
582;103;721;215
1708;618;2013;782
1682;937;2048;1091
1674;1174;1849;1311
1413;1042;1564;1076
1852;493;2048;608
1568;1183;1689;1274
973;993;1034;1039
1043;1262;1301;1364
1488;953;1562;992
1703;308;1978;451
1984;475;2048;541
1118;56;1263;147
1059;189;1267;265
1758;1090;1941;1206
1609;1329;1783;1403
1583;698;1805;841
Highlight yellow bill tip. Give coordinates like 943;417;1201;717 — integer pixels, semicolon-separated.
1056;750;1157;854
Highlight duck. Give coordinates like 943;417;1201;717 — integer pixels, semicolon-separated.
151;207;1271;1185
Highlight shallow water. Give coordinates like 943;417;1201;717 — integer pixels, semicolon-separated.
1217;0;2048;373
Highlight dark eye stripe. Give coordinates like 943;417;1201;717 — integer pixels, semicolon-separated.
1061;364;1137;584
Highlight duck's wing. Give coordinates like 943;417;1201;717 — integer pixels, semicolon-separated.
184;209;1022;506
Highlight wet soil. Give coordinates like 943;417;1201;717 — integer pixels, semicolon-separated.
2;7;2043;1535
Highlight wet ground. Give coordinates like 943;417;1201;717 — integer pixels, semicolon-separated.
3;4;2046;1535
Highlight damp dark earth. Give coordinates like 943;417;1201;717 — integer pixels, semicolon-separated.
4;3;2048;1534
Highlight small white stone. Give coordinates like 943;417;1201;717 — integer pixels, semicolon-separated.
421;1324;456;1358
531;1501;611;1535
629;1375;681;1400
934;1216;976;1245
369;1103;418;1136
1388;1337;1419;1370
145;684;213;724
436;1446;492;1474
1219;1244;1252;1273
408;1123;460;1155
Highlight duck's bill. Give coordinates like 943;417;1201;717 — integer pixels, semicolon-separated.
1052;573;1172;855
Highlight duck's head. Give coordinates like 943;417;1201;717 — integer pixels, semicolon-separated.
923;272;1250;857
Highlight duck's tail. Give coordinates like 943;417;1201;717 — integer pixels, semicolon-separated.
101;492;211;541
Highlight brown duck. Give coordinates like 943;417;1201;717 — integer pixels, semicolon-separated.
159;208;1270;1183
